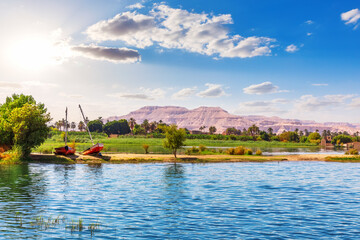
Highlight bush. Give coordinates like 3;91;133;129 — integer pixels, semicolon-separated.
255;149;262;155
142;144;150;154
199;144;207;152
245;149;253;155
0;145;22;164
346;149;359;155
234;146;245;155
226;148;236;155
271;136;280;141
185;146;200;155
218;149;223;153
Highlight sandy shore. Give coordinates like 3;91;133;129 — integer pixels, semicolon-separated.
29;153;358;164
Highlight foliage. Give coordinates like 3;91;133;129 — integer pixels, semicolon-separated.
308;132;321;141
142;144;150;154
185;146;200;155
133;124;146;135
225;127;241;135
259;131;270;141
0;94;50;157
88;120;103;132
226;146;253;155
0;145;22;164
271;136;280;141
103;120;131;136
255;149;262;156
163;125;186;158
279;131;299;142
244;148;253;155
198;144;207;152
209;126;217;134
331;135;354;145
345;148;359;155
300;136;308;143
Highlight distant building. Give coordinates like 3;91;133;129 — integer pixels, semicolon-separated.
320;136;333;148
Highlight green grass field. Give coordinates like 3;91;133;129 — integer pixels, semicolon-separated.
34;133;319;154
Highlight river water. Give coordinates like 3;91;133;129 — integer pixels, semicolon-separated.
1;162;360;239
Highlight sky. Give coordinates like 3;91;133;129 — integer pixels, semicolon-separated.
0;0;360;123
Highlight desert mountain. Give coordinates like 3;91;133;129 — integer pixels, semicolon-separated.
106;106;360;134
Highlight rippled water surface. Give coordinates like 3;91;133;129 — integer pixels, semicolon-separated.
1;162;360;239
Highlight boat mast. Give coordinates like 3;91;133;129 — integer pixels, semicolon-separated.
65;107;68;145
79;104;94;145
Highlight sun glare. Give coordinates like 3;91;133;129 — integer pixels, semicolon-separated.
7;34;70;71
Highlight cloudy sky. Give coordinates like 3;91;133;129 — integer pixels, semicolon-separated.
0;0;360;123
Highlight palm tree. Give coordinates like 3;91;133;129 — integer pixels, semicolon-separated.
267;128;273;136
150;121;157;133
199;126;206;132
209;126;217;134
248;124;259;137
78;121;85;132
71;122;76;131
129;118;136;134
142;119;150;133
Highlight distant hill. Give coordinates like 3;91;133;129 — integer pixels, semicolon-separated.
106;106;360;134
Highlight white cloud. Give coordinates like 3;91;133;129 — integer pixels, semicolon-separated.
312;83;328;86
349;97;360;108
108;88;165;100
197;83;227;98
85;5;275;59
285;44;299;53
341;9;360;25
295;94;355;111
237;99;288;114
0;82;22;89
172;87;197;99
243;82;286;95
127;3;144;9
307;32;313;36
305;20;314;25
72;44;141;63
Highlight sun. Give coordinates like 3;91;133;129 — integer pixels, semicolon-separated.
7;33;70;71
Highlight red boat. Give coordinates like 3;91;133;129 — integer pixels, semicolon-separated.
54;146;76;155
82;143;104;155
54;107;76;156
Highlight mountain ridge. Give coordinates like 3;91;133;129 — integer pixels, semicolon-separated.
106;106;360;134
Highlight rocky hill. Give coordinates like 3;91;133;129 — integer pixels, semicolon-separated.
106;106;360;134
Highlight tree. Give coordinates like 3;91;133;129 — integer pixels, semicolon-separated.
199;126;206;132
78;121;85;132
331;135;353;145
267;128;274;136
70;122;76;131
0;94;51;157
209;126;217;134
279;131;299;142
248;124;260;138
103;119;131;135
308;132;321;141
129;118;136;134
226;127;241;135
141;119;150;133
163;125;186;158
88;120;103;132
133;124;146;135
260;131;270;141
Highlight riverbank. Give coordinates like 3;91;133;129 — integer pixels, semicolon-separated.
28;153;360;164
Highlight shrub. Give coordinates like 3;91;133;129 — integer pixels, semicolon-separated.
218;149;223;153
234;146;245;155
346;149;359;155
226;148;236;155
185;146;200;155
245;149;253;155
271;136;280;142
199;144;207;152
255;149;262;155
142;144;150;154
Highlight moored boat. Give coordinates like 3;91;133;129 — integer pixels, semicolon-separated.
54;107;76;156
79;104;104;155
82;143;104;155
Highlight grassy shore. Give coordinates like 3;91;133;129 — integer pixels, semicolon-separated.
28;153;359;164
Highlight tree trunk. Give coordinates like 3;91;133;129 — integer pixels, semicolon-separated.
173;150;177;158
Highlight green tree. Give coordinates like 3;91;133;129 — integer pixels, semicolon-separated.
260;131;270;141
0;94;51;157
70;122;76;131
163;125;186;158
331;135;353;145
129;118;136;134
103;120;131;135
88;120;103;132
248;124;260;138
225;127;241;135
308;132;321;141
133;124;146;135
78;121;85;132
279;131;299;142
141;119;150;133
209;126;217;134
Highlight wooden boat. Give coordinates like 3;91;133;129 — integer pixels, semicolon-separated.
79;104;104;155
55;145;76;155
54;107;76;155
82;143;104;155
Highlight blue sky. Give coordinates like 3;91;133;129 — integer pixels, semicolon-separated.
0;0;360;123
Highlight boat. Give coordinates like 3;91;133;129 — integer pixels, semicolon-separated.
54;107;76;155
79;104;104;155
82;143;104;155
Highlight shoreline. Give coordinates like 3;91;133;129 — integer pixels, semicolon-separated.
28;153;360;164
